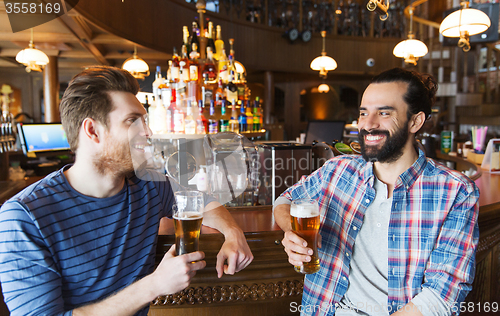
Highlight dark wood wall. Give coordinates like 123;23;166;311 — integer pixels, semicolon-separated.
69;0;401;75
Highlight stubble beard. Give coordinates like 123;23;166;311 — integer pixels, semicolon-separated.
93;137;134;178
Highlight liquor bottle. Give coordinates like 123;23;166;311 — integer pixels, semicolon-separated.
229;100;239;133
227;54;235;78
196;100;208;134
180;45;190;83
214;25;224;61
166;89;176;133
206;21;216;56
185;101;196;134
208;100;218;134
166;60;173;86
189;43;200;82
245;100;254;132
201;73;214;107
182;26;190;53
225;70;238;102
214;78;224;107
202;47;217;84
229;38;235;60
218;48;229;84
253;97;261;131
171;47;180;83
148;96;157;131
219;100;230;132
152;66;163;100
143;94;150;113
189;22;200;53
161;86;172;113
237;72;246;100
173;104;185;134
259;101;263;128
154;95;168;134
238;100;247;132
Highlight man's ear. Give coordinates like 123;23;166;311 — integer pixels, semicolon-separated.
81;118;103;144
409;111;426;134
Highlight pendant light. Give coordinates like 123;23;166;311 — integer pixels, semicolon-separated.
367;0;390;21
310;31;337;78
439;1;491;52
122;46;150;79
393;8;428;65
15;28;49;73
318;83;330;93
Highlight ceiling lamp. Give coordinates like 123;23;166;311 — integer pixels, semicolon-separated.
439;1;491;52
367;0;389;21
15;28;49;73
310;31;337;78
318;84;330;93
393;8;428;65
122;45;150;79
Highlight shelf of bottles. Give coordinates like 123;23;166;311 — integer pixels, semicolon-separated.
147;20;265;139
145;17;265;207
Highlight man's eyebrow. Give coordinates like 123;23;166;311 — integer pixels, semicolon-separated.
359;106;396;111
123;112;144;121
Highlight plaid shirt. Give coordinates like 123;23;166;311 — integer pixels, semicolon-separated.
281;149;479;315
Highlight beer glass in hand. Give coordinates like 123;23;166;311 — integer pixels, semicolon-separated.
290;199;320;274
173;191;204;256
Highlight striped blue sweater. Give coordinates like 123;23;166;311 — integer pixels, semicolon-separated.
0;166;175;316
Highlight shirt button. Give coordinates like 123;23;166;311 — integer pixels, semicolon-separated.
395;202;398;208
377;223;381;227
365;198;370;204
342;276;347;281
353;226;358;231
346;252;349;257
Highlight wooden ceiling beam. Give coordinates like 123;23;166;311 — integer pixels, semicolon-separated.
0;56;22;67
0;31;78;42
57;14;110;65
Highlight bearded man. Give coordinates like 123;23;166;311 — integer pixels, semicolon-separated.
0;66;253;316
274;68;479;316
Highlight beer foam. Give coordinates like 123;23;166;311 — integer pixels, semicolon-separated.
290;204;319;218
173;211;203;220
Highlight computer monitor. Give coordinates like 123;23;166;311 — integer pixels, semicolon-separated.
16;122;72;160
305;120;345;145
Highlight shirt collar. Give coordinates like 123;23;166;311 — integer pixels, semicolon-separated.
359;147;427;189
396;147;427;189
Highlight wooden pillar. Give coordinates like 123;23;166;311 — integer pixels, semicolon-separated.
495;50;499;103
486;46;492;103
43;56;59;123
264;71;274;126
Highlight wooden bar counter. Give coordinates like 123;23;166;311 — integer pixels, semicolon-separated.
150;206;302;316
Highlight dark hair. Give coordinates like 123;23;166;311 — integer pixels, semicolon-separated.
371;67;437;120
59;66;139;152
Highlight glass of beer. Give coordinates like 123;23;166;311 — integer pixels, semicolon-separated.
290;199;320;274
173;191;204;256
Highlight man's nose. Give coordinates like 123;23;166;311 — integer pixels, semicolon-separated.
144;122;153;137
361;114;380;132
141;116;153;137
